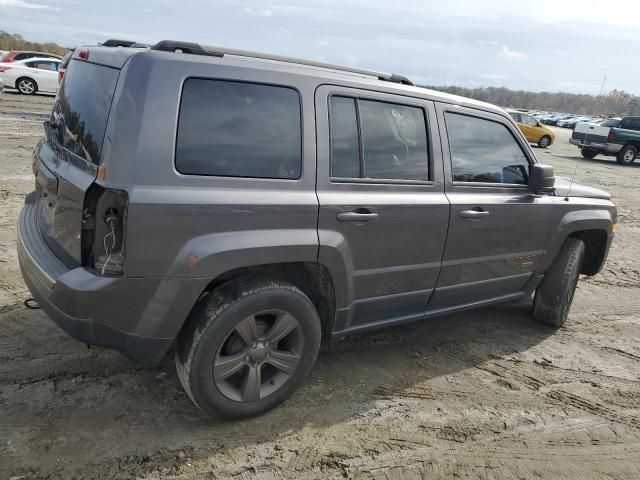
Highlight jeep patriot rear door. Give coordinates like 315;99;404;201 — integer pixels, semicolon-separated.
315;86;449;334
429;104;554;309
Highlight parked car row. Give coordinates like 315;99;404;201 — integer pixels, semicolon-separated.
512;109;605;128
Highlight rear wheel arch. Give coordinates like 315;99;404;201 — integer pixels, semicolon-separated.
184;262;338;340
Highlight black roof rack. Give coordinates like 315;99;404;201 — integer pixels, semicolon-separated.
150;40;414;86
101;39;139;48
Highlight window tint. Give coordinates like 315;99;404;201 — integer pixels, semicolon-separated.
329;97;360;178
329;96;429;181
620;118;640;131
601;119;621;127
30;61;57;71
53;60;120;164
176;79;301;179
445;113;530;185
509;112;521;122
360;100;429;180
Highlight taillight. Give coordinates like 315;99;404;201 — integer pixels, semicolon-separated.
75;48;90;61
58;70;65;81
0;66;11;72
608;130;616;142
82;185;128;276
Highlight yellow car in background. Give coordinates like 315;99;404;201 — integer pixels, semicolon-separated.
507;109;555;148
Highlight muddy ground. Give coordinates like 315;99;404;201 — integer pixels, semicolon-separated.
1;92;639;480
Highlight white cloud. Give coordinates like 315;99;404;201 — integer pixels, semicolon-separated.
0;0;57;9
480;73;507;80
243;7;273;17
499;45;526;60
478;40;500;46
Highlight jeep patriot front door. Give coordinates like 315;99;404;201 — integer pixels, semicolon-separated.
315;86;449;334
429;104;554;310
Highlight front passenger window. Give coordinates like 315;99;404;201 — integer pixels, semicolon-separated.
445;112;530;185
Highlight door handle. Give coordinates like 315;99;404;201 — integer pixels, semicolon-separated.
337;210;379;222
459;209;490;219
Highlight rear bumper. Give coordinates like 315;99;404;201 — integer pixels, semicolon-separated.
569;138;622;154
17;192;201;366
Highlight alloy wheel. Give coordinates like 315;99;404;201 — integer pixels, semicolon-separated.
213;310;303;402
624;150;635;162
18;79;35;95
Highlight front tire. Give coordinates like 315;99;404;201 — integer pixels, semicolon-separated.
175;278;321;418
533;238;585;327
616;145;637;165
581;148;598;159
16;77;37;95
538;135;552;148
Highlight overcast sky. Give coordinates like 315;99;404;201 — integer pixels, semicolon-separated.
2;0;640;94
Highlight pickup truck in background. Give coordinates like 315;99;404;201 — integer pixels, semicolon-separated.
571;116;640;165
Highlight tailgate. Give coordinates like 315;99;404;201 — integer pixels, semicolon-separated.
572;123;610;143
35;58;120;266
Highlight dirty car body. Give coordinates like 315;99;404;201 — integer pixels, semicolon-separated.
18;42;616;417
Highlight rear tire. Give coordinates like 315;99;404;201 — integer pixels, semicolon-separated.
175;278;321;418
538;135;552;148
616;145;637;165
581;148;598;159
16;77;37;95
533;238;585;327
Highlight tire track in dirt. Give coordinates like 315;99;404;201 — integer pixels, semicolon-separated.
436;345;640;431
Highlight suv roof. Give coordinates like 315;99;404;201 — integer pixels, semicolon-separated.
77;39;503;116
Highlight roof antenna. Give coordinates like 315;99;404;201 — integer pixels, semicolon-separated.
567;126;590;200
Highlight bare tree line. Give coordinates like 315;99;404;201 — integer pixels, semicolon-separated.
425;85;640;117
0;32;67;57
2;30;639;117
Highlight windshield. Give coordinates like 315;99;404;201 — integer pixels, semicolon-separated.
52;59;119;164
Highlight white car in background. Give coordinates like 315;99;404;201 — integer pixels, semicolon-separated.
0;57;61;95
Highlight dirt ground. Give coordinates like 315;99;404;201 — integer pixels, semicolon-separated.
1;92;639;480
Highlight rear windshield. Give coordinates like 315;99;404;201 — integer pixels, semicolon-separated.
620;117;640;131
52;59;119;164
600;119;620;127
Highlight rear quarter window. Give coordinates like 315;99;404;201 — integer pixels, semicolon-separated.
175;79;302;179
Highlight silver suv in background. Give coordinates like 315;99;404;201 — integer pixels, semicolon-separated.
18;41;616;418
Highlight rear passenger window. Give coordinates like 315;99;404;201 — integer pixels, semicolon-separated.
329;96;429;181
176;79;302;179
620;118;640;131
445;113;530;185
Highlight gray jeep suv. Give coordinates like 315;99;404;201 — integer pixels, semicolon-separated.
18;41;616;418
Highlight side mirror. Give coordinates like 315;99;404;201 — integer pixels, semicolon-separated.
528;163;555;193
